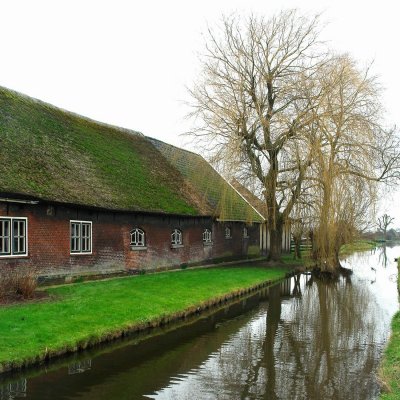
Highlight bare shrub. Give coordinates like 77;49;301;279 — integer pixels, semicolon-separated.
0;266;38;301
0;270;13;300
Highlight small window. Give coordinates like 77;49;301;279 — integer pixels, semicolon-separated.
225;226;232;239
70;221;92;254
0;217;27;257
171;229;183;246
130;228;145;247
243;226;249;238
203;229;212;244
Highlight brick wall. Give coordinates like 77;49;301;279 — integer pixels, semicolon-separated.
0;201;261;275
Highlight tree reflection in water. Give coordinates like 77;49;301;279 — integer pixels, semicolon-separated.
153;259;394;400
378;245;388;268
275;276;381;400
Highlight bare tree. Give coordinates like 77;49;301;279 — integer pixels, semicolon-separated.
304;55;399;272
188;10;327;260
377;213;395;241
188;11;400;267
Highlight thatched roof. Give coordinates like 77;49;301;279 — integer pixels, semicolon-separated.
148;138;263;222
0;86;262;221
0;86;208;215
230;179;267;219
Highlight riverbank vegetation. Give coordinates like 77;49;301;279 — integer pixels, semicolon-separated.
0;265;290;373
379;258;400;399
287;239;376;268
0;266;39;303
380;312;400;399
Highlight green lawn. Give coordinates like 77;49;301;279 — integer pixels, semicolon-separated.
0;266;289;372
281;252;310;266
380;258;400;399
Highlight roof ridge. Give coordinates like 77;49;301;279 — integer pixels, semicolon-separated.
146;136;206;159
0;85;144;138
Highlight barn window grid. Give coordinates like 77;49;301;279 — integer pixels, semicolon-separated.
243;226;249;238
171;229;183;246
225;226;232;239
70;221;92;254
203;229;212;244
0;217;27;257
130;228;146;247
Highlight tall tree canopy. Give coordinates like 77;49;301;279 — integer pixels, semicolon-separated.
303;55;398;271
188;10;400;268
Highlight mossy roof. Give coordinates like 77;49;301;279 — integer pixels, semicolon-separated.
230;179;267;219
148;138;263;223
0;86;209;216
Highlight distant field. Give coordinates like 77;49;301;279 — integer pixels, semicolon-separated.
340;240;377;256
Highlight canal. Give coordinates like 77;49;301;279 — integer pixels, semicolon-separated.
1;245;399;399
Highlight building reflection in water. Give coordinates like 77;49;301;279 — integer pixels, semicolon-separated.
68;359;92;375
0;379;27;400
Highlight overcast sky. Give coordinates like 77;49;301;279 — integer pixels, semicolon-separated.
0;0;399;226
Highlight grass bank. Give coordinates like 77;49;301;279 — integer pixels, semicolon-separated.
379;258;400;399
0;265;290;373
280;253;309;268
340;240;377;256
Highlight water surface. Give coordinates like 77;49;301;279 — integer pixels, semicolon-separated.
1;245;399;399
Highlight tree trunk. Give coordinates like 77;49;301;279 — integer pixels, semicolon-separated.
267;215;283;261
292;234;302;259
264;152;284;261
310;182;343;274
312;241;340;273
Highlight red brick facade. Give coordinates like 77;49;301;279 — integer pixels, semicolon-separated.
0;201;260;276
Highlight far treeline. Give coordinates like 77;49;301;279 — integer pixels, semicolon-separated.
187;10;400;274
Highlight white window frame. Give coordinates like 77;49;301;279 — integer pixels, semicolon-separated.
243;226;249;238
0;217;28;258
70;220;92;255
202;228;212;245
130;228;146;248
225;226;232;239
171;228;183;247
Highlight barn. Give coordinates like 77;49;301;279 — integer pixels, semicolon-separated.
0;86;267;279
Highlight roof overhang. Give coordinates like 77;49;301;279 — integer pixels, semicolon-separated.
0;192;214;218
0;196;40;205
216;218;263;224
